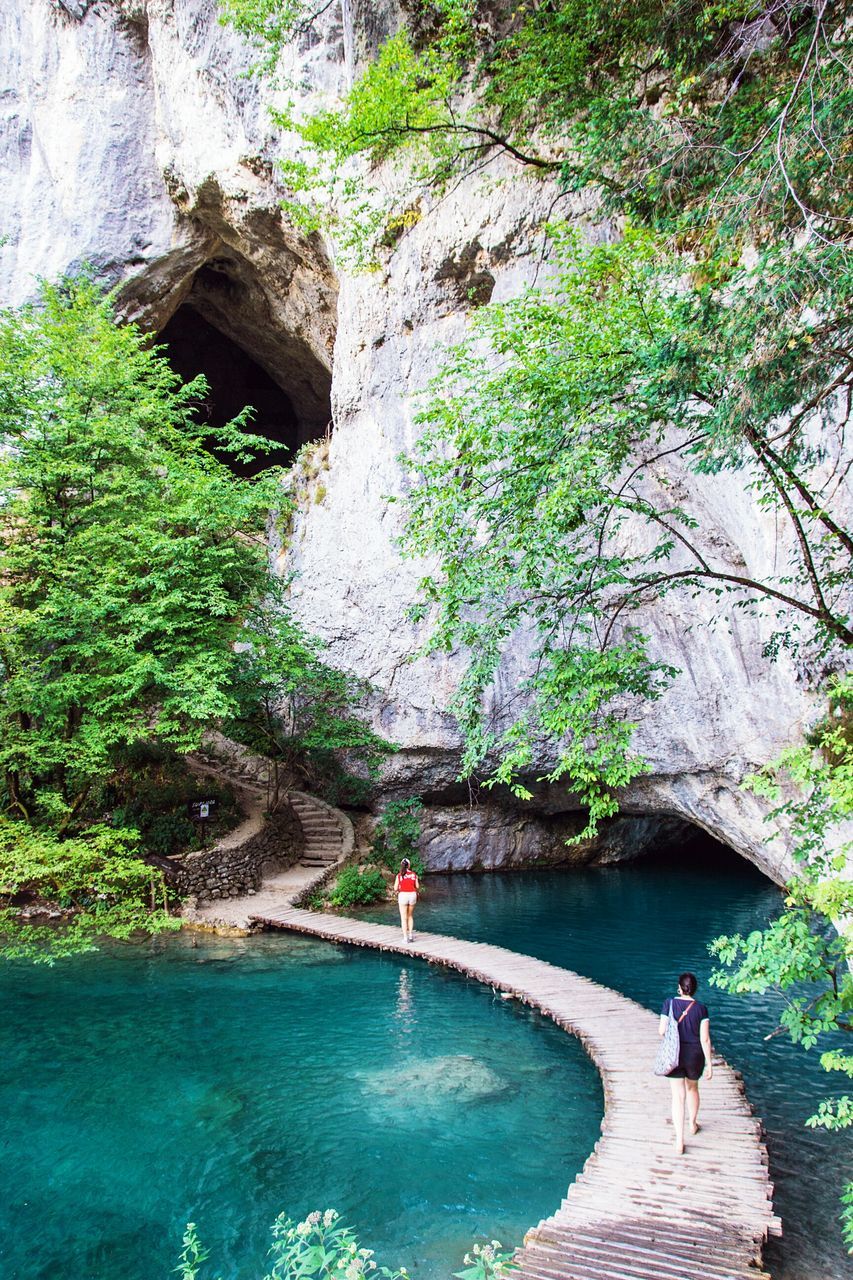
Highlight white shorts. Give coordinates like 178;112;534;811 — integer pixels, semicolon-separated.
398;891;417;906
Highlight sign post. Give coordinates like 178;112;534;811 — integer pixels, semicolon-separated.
188;797;218;845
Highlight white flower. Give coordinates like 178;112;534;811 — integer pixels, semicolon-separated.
324;1209;338;1227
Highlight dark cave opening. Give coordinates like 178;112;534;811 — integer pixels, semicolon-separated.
159;304;323;476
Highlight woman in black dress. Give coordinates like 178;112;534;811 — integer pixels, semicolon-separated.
659;971;713;1154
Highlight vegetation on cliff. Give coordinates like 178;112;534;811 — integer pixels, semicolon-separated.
0;278;383;959
224;0;851;1240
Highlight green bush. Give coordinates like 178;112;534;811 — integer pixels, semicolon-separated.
372;798;424;877
175;1207;515;1280
0;820;179;963
106;754;238;858
328;865;387;909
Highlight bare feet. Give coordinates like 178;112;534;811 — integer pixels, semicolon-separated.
674;1139;685;1155
690;1121;701;1135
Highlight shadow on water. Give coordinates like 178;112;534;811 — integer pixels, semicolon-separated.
364;837;852;1280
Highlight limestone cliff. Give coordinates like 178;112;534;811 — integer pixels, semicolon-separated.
1;0;838;882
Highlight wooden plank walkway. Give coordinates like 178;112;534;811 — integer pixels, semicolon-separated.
252;907;781;1280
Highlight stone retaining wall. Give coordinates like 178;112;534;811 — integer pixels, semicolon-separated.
171;809;303;901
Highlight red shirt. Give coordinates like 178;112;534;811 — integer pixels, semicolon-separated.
398;873;418;892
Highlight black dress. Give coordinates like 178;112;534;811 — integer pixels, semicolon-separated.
661;996;709;1080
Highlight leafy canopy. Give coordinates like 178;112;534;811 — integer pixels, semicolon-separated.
0;277;382;958
0;275;281;831
222;0;851;811
0;821;179;964
710;674;853;1246
402;222;851;832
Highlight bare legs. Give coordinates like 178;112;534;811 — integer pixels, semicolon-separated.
669;1078;701;1153
669;1078;686;1154
397;899;416;941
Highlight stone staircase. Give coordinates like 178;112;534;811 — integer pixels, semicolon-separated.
187;752;353;871
182;760;356;931
288;789;354;878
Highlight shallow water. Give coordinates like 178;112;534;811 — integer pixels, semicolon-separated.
0;931;602;1280
365;845;853;1280
2;843;851;1280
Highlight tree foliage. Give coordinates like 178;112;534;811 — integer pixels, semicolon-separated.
0;276;282;830
222;0;852;812
0;278;381;956
0;820;179;964
711;673;853;1246
402;224;851;831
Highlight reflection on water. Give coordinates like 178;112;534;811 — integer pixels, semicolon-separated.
364;844;852;1280
0;930;601;1280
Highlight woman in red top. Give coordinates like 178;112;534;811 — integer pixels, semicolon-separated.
393;857;420;943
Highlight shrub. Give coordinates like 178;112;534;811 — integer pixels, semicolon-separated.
175;1207;516;1280
0;820;179;963
372;798;424;877
328;866;387;909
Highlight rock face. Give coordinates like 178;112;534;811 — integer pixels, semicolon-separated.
418;808;695;873
1;0;841;885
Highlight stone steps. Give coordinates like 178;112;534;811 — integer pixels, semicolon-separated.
288;791;347;879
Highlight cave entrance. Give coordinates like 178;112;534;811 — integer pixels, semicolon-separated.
158;255;333;477
161;306;299;474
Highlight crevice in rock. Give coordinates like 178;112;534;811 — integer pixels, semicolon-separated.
413;796;778;882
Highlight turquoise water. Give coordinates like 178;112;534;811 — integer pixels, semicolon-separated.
0;932;602;1280
365;845;853;1280
2;843;851;1280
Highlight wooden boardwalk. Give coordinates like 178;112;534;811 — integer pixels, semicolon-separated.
252;907;781;1280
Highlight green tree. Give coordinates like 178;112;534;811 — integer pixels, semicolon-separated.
0;276;281;831
402;225;851;832
0;277;381;956
0;820;179;964
219;5;852;823
711;674;853;1246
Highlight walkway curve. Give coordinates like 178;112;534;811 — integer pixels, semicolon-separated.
252;906;781;1280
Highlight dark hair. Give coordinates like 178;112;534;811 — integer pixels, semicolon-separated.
678;972;698;996
400;858;411;875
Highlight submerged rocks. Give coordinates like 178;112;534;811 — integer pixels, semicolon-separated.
359;1054;510;1110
